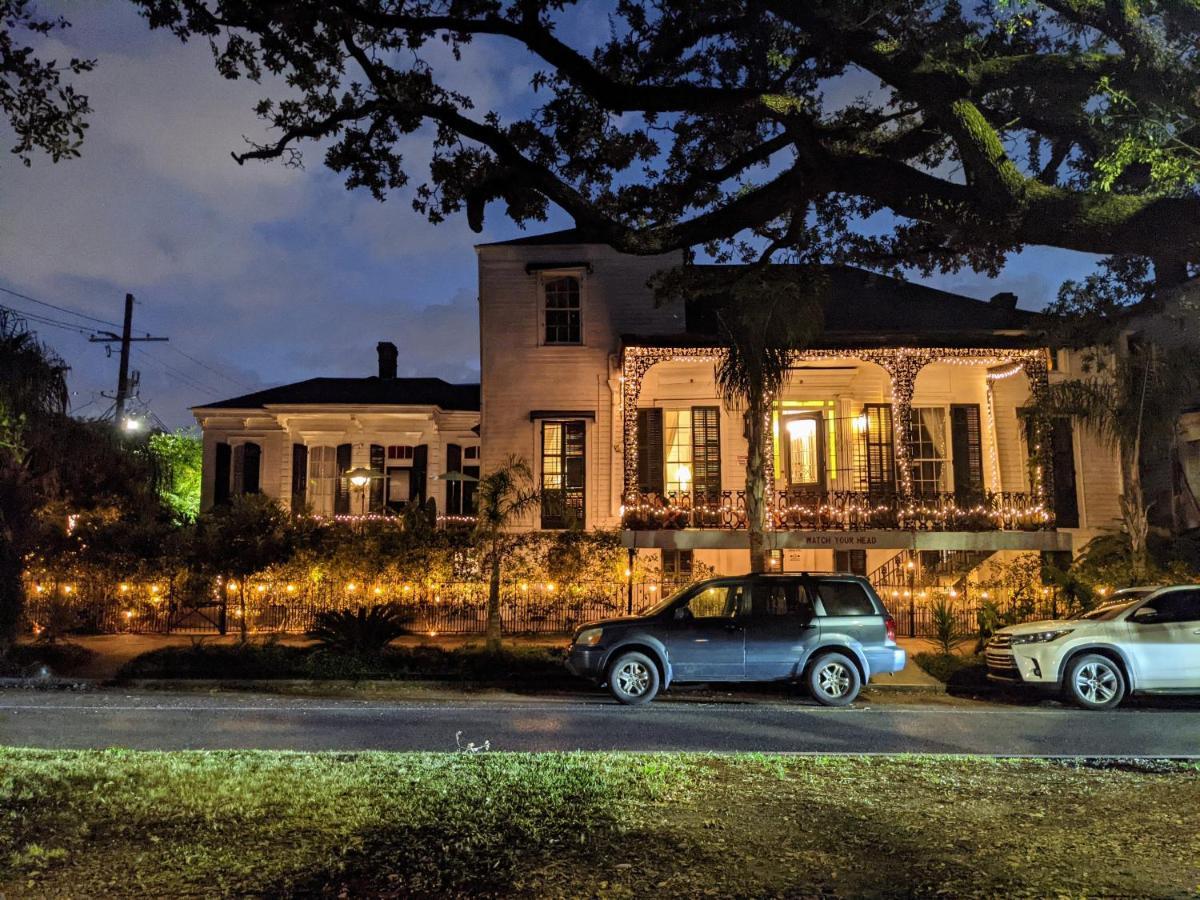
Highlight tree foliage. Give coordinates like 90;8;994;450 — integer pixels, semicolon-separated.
133;0;1200;283
0;0;93;165
148;429;203;523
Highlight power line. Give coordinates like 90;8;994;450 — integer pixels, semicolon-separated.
0;283;141;334
134;347;223;397
0;300;93;336
163;344;254;390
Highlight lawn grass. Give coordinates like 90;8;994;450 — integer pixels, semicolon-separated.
115;640;572;685
2;750;1198;898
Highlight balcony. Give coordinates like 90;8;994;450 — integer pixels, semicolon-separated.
621;489;1052;532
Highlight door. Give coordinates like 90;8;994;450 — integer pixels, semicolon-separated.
781;412;825;490
742;579;819;680
1125;590;1200;688
663;580;747;681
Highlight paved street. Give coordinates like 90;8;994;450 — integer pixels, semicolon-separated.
2;690;1199;754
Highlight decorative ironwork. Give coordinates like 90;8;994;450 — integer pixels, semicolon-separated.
620;344;1053;521
620;489;1050;532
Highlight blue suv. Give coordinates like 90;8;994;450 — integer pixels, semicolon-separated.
565;573;904;705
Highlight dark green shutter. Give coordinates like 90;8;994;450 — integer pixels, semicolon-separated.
863;404;895;494
410;444;428;503
334;443;352;514
214;442;231;505
369;444;385;513
1051;418;1080;527
242;442;261;494
950;404;984;500
636;408;664;494
291;444;308;510
691;406;721;498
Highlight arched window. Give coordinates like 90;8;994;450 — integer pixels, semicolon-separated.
543;276;581;344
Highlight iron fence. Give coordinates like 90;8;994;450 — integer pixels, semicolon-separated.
24;574;1062;640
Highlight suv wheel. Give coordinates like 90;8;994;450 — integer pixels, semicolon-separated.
607;651;660;706
807;652;862;707
1065;653;1126;710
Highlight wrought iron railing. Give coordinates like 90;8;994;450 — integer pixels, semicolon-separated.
622;489;1051;531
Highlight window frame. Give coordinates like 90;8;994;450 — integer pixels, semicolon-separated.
540;419;586;528
907;406;950;496
540;272;583;346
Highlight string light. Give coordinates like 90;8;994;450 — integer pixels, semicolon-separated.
622;344;1052;513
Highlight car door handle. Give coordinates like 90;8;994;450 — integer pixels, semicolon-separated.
1193;629;1200;635
725;623;743;632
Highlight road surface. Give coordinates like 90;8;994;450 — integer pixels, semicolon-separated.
2;690;1199;754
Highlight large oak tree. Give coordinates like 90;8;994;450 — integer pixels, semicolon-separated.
131;0;1200;285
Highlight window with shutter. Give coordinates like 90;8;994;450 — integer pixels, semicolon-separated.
691;406;722;498
1051;418;1080;527
369;444;386;513
334;443;352;514
636;408;664;495
232;444;245;496
950;404;984;503
291;444;308;511
541;421;585;528
214;442;231;505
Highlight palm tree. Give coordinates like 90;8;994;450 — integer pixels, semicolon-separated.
0;310;70;650
1045;344;1197;580
711;269;826;572
473;456;540;652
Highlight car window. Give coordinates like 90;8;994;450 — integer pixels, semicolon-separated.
816;580;876;617
684;583;742;619
1077;600;1137;621
1134;590;1200;624
748;582;815;620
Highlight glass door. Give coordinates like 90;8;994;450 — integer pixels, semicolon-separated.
781;412;825;490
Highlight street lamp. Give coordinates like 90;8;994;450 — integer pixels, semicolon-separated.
344;467;383;518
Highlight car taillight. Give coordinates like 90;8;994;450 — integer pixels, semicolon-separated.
885;614;896;642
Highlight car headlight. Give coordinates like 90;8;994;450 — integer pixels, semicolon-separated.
1010;629;1074;645
575;627;603;647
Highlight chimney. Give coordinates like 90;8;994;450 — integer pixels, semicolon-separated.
377;341;398;379
989;291;1018;311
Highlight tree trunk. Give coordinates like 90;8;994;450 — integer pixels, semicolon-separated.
0;534;23;655
1120;446;1151;582
239;580;248;641
485;542;502;653
744;396;769;573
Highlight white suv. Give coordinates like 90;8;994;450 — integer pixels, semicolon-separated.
986;586;1200;709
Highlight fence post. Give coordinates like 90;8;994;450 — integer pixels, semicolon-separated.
626;548;634;615
908;597;916;638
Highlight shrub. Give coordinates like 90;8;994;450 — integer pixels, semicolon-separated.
307;604;412;656
927;594;966;656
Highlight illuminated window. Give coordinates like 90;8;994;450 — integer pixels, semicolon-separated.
307;445;337;515
782;413;823;488
541;421;585;528
664;409;693;494
908;408;948;495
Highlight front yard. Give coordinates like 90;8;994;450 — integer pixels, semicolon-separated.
2;750;1197;897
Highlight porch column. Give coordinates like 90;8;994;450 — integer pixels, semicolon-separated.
1020;354;1056;524
621;348;654;501
867;351;927;507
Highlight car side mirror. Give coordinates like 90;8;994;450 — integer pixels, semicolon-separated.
1132;607;1158;624
674;606;693;621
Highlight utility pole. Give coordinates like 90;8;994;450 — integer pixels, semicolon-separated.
89;293;168;425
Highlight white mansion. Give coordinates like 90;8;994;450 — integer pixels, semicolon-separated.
197;229;1124;581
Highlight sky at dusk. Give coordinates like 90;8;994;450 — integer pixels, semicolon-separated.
0;2;1103;429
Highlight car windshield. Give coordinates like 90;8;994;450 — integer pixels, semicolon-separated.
640;584;695;617
1075;600;1138;621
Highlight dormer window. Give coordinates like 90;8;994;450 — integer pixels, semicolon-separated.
543;275;581;344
